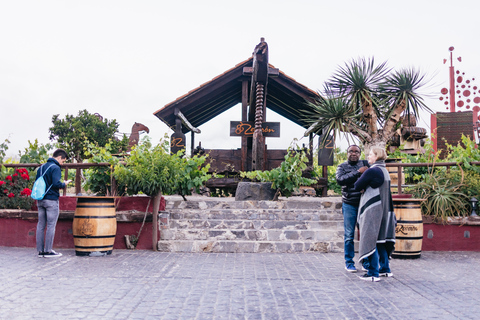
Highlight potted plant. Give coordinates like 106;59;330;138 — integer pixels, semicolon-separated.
239;144;316;200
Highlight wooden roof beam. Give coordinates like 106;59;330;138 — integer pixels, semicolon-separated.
175;109;201;133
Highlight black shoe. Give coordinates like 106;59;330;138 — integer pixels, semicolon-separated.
43;250;62;258
358;274;381;282
379;272;393;277
38;252;45;258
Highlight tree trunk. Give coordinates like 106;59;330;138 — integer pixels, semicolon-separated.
363;138;387;156
383;99;406;141
361;97;378;138
151;190;162;251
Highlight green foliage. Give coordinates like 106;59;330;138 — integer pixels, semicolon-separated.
0;168;35;210
444;135;480;174
18;139;54;164
113;138;210;198
83;142;125;196
444;168;480;200
49;109;129;162
240;146;316;198
405;135;480;220
409;175;469;222
325;148;347;195
0;138;10;163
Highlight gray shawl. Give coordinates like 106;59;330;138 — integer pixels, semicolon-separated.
357;161;396;262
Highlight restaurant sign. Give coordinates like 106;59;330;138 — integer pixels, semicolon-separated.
230;121;280;137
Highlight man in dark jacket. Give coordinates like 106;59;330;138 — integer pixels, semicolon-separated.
35;149;72;258
336;145;369;272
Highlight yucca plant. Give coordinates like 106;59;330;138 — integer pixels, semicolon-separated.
410;175;469;223
303;57;432;154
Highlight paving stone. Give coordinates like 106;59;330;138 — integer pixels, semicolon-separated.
3;248;480;319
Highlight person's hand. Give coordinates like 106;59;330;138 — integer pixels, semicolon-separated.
358;166;368;174
65;180;73;184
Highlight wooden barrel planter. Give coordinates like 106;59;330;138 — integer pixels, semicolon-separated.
72;196;118;256
391;198;424;259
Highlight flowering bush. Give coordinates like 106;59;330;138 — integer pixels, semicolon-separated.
0;168;35;210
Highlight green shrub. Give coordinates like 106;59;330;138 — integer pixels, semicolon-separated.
83;142;126;196
240;146;316;198
409;174;469;222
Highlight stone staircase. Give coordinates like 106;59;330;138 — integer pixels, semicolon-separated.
157;196;345;253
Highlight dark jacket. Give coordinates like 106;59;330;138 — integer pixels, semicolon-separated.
35;158;65;201
336;159;369;206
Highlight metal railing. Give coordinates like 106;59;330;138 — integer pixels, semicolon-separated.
3;161;480;196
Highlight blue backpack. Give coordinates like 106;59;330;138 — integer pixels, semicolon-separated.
31;165;53;200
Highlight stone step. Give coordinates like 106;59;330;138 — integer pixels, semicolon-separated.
160;228;343;242
165;196;342;211
168;219;343;230
169;210;343;222
157;239;344;253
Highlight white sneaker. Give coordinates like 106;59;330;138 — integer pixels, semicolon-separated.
358;274;381;282
43;250;62;258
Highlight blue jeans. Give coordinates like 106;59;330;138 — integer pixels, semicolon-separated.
343;203;358;266
36;199;60;253
377;243;391;274
364;244;390;277
364;250;380;277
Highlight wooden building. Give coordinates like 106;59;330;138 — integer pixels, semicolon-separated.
153;39;325;192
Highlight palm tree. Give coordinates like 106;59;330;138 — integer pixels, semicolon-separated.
304;57;431;154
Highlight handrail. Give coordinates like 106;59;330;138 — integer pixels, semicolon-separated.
385;161;480;195
2;161;480;196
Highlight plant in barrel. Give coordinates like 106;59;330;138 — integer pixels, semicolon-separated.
113;138;210;250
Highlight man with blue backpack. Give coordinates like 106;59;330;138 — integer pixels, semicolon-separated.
34;149;72;258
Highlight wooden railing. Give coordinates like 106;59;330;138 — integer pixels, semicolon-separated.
3;161;480;197
385;161;480;195
1;162;112;196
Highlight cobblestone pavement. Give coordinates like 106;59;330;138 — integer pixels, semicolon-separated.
1;247;480;320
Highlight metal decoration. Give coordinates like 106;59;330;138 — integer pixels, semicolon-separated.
470;197;478;217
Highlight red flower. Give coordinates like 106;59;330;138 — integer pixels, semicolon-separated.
6;176;12;181
20;188;32;196
21;174;29;180
12;173;18;177
0;181;5;186
7;193;15;198
3;189;7;194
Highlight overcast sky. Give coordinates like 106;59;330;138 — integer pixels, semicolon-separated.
1;0;479;159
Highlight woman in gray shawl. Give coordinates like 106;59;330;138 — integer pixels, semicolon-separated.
354;147;396;282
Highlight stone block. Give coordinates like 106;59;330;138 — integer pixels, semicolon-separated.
171;241;194;252
267;230;283;241
257;242;275;253
275;243;292;253
284;231;299;240
292;243;305;252
160;230;174;240
300;231;315;240
157;242;172;252
308;242;329;252
235;182;276;201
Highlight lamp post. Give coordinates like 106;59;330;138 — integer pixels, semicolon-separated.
470;197;478;217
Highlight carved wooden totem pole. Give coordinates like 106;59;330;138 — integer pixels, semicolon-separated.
250;38;269;171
